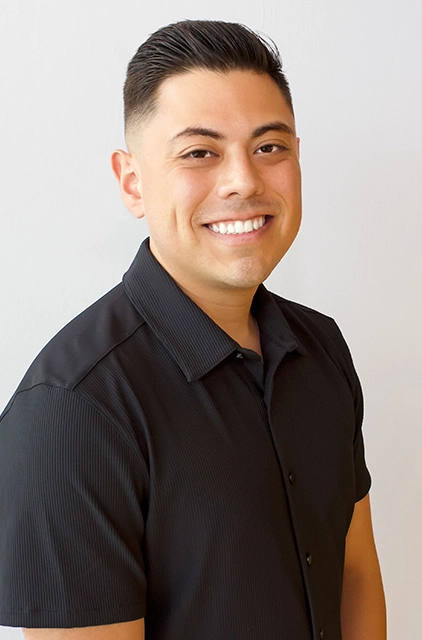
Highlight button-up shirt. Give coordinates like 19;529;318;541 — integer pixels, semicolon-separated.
0;239;370;639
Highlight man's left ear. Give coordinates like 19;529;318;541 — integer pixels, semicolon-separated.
296;137;301;158
110;149;145;219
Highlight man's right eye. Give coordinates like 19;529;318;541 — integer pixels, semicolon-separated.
182;149;213;159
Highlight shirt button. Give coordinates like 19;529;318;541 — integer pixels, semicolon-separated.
288;470;296;485
306;553;313;567
319;629;324;639
236;352;244;359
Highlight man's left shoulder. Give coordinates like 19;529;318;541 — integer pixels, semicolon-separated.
271;291;339;331
270;291;354;363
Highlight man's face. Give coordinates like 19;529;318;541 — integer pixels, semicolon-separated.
127;69;302;299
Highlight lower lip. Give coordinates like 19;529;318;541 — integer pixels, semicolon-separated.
206;217;272;243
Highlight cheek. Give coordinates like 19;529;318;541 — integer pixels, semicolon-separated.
144;169;210;216
286;164;302;195
174;172;214;207
269;161;301;193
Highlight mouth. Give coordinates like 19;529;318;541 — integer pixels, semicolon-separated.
207;215;268;236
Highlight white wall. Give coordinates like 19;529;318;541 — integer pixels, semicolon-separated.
1;1;421;638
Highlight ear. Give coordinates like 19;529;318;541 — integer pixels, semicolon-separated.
111;149;145;219
296;137;301;159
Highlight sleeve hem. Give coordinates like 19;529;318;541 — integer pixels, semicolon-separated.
355;470;372;503
0;603;146;629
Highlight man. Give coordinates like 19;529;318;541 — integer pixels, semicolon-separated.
0;20;386;639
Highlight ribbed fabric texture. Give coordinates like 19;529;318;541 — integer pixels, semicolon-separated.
1;385;146;628
0;239;371;638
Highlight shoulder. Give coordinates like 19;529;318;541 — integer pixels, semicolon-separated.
11;283;144;396
269;291;359;380
271;291;344;340
0;282;149;474
0;283;146;445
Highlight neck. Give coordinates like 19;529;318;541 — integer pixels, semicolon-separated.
180;284;262;356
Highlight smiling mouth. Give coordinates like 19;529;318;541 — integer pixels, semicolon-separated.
207;215;267;235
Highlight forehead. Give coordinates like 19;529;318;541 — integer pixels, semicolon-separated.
144;69;295;137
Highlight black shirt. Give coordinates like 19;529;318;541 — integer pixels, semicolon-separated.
0;239;371;639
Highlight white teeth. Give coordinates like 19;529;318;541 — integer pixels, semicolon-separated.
209;216;266;235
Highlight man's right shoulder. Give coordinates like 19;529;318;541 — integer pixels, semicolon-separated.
2;283;145;415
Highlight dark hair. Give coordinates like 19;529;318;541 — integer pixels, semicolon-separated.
124;20;293;133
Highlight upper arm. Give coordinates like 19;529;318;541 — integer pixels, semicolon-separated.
23;618;144;640
0;386;147;629
344;493;379;572
341;494;386;638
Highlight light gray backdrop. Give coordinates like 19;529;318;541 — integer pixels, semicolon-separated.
1;1;421;638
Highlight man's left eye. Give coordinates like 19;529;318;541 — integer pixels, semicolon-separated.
257;144;284;154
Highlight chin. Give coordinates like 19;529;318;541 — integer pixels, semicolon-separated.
220;259;277;291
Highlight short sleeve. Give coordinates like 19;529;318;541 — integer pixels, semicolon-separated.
353;402;372;503
0;384;147;628
348;344;372;503
329;319;372;503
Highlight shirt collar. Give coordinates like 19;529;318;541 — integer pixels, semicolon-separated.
122;239;305;381
252;286;308;357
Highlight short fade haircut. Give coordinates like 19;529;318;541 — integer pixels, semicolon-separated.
124;19;294;135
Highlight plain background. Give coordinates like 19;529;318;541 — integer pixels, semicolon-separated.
1;1;421;638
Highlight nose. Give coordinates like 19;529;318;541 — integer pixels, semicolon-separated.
217;152;264;200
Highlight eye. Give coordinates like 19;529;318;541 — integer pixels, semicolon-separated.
181;149;215;159
256;143;287;154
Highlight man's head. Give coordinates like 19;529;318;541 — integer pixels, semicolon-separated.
124;20;294;137
112;21;301;302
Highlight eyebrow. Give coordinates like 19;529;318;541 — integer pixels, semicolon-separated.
170;121;295;144
170;127;224;142
251;121;296;139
